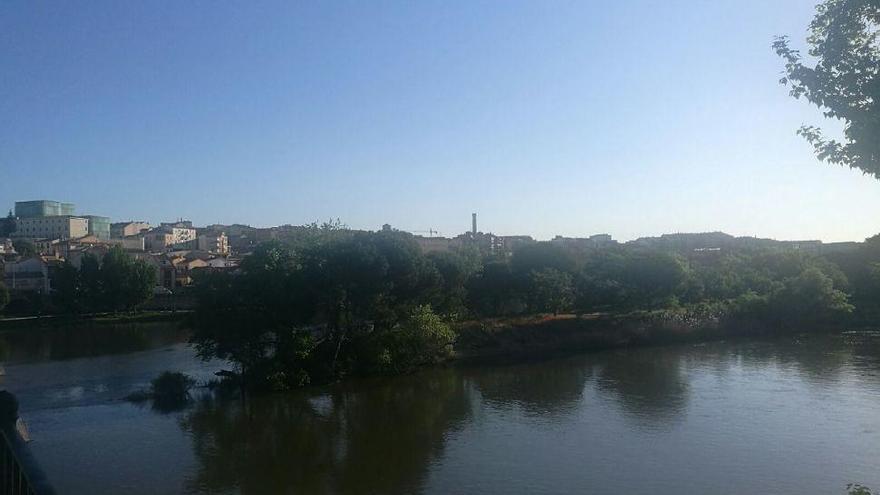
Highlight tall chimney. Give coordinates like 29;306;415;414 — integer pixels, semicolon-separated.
472;213;477;236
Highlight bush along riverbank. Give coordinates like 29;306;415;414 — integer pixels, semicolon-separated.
187;225;876;395
454;307;844;364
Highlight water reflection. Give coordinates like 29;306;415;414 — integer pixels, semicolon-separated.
594;347;690;430
0;320;189;363
180;370;471;495
6;330;880;494
466;358;591;418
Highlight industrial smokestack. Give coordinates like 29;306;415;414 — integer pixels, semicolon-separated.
472;213;477;236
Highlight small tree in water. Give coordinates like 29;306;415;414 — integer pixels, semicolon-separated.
150;371;195;412
373;305;456;374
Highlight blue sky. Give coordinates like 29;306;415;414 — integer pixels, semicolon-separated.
2;1;877;241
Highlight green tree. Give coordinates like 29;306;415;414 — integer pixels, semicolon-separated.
426;249;481;317
848;484;873;495
467;260;520;316
774;0;880;177
12;239;36;258
56;247;156;313
511;243;577;276
79;253;102;312
768;267;854;322
527;268;574;315
577;250;687;311
192;242;305;390
99;246;156;312
374;305;456;374
0;211;14;237
0;282;9;313
52;261;81;314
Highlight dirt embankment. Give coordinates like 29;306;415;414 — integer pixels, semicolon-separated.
453;312;775;362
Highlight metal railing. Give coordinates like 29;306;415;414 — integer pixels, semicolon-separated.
0;392;54;495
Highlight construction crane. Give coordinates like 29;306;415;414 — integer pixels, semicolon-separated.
408;229;442;237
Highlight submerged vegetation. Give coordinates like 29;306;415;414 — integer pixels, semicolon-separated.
126;371;197;413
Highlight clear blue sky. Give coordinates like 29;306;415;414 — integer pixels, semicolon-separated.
2;1;877;242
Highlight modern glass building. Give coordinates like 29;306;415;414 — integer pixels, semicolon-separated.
84;215;111;240
14;200;76;218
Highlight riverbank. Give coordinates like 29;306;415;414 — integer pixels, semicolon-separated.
0;310;190;332
0;307;848;364
453;310;846;364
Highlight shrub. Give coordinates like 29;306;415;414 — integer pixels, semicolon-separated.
150;371;195;409
375;305;456;374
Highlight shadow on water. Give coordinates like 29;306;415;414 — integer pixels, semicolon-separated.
464;357;592;418
0;321;190;363
593;347;690;430
179;369;472;495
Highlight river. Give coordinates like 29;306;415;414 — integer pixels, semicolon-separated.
1;322;879;494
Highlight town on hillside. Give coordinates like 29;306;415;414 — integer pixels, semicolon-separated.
0;199;865;307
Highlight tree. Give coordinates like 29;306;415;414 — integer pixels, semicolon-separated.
374;305;456;374
774;0;880;177
53;247;156;314
577;250;688;311
52;261;81;314
79;253;102;312
0;211;14;237
426;249;481;316
0;282;8;313
467;260;521;316
527;268;574;315
191;242;298;388
510;243;577;277
12;239;36;258
768;267;853;322
99;246;156;312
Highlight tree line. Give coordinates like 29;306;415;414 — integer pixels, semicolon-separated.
191;225;880;393
53;245;157;314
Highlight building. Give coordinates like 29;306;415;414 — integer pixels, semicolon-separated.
12;200;112;242
197;233;229;255
14;200;75;218
116;236;146;251
144;222;197;252
551;234;616;250
498;235;536;252
3;257;51;293
14;216;89;240
84;215;111;240
111;221;151;238
414;236;454;253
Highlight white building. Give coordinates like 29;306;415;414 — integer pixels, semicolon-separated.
14;216;89;240
197;233;229;255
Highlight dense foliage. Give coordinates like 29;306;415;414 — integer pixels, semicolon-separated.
53;245;157;313
0;282;8;313
192;228;454;392
12;239;36;258
192;225;880;392
774;0;880;177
